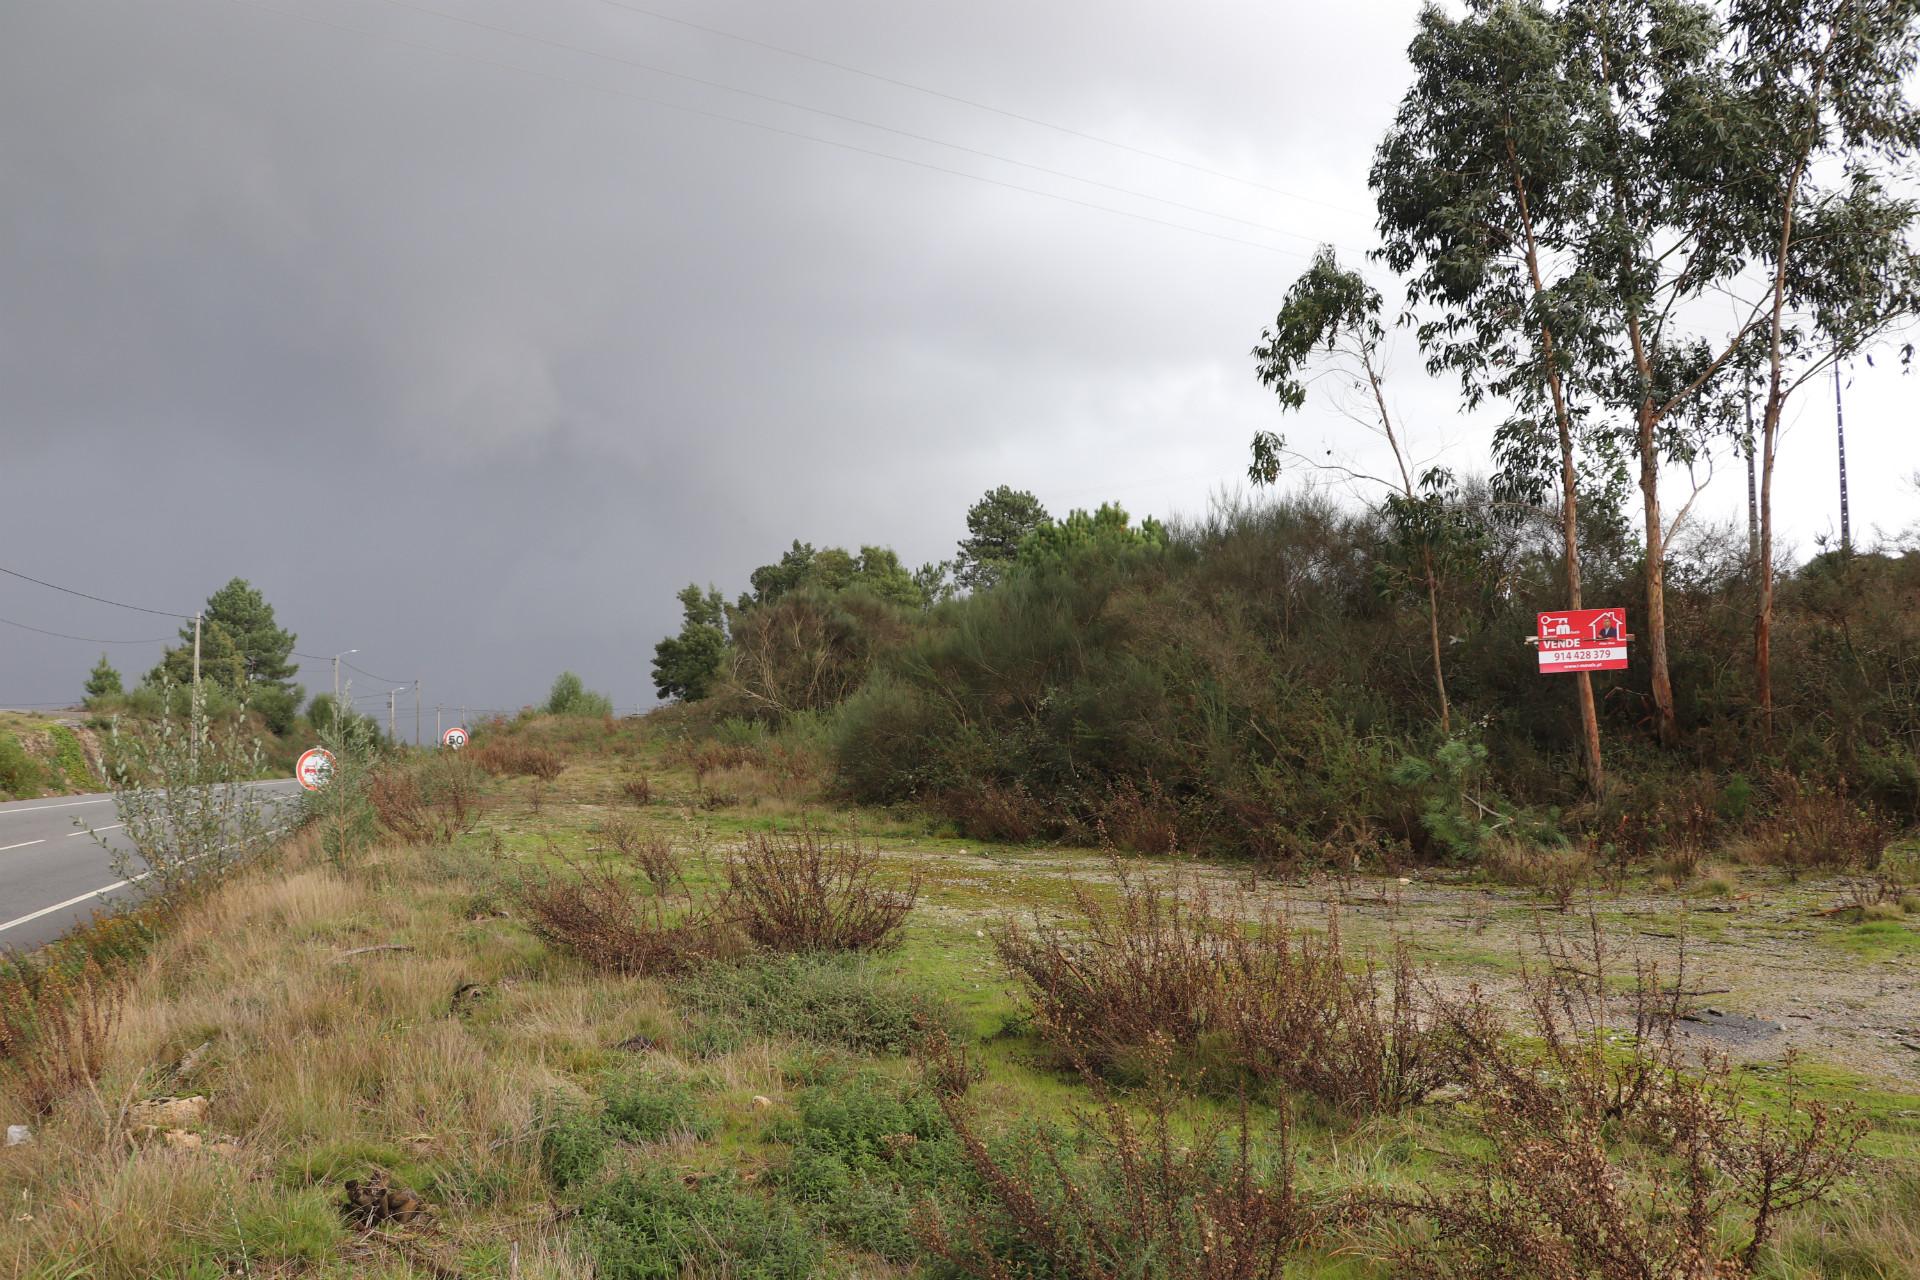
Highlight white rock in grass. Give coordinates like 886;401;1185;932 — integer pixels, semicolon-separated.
4;1125;29;1146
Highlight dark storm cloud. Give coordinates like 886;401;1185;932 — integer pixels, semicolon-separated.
2;0;1908;714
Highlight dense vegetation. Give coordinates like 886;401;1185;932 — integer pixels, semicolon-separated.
652;0;1920;865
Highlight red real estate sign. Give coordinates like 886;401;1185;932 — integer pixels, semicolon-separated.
1536;608;1629;674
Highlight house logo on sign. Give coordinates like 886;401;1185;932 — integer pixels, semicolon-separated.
1535;608;1629;674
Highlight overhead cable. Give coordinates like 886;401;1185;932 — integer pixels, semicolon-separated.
589;0;1373;219
0;564;192;619
0;614;171;645
371;0;1349;248
217;0;1319;259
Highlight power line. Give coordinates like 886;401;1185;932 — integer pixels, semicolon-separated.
216;0;1318;259
343;658;412;685
588;0;1373;220
0;564;192;619
367;0;1349;249
0;615;170;646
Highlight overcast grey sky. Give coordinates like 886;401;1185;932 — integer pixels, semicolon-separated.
2;0;1914;720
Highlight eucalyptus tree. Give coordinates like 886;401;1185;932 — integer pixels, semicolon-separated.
1250;246;1468;734
1692;0;1920;730
1372;0;1618;793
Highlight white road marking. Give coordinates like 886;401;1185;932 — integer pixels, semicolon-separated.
0;797;115;815
68;824;123;836
0;823;291;937
0;878;140;934
1;839;47;852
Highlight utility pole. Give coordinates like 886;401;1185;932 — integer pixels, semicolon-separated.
192;612;203;693
331;649;358;726
460;705;467;731
414;680;421;747
388;687;407;742
1834;352;1852;554
436;705;442;746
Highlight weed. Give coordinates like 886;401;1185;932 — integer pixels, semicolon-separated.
724;827;919;954
676;954;943;1055
599;819;684;897
775;1068;967;1261
368;755;485;845
472;740;565;781
621;774;653;805
578;1169;821;1280
995;861;1464;1111
1746;775;1895;876
514;857;730;976
1400;920;1865;1278
913;1030;1329;1279
601;1067;714;1143
538;1095;612;1190
0;957;124;1114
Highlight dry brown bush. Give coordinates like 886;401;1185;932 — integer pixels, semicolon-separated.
937;781;1049;843
470;740;563;781
1398;920;1863;1278
723;827;918;953
1744;775;1894;877
912;1029;1330;1279
598;818;684;897
0;959;123;1115
995;862;1464;1112
368;759;484;845
620;774;653;805
513;857;728;976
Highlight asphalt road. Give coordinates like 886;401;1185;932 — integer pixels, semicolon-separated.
0;779;303;954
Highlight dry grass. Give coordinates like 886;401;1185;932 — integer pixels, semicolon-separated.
0;957;123;1115
0;838;652;1278
471;740;565;781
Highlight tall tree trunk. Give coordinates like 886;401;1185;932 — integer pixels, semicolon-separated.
1756;389;1779;735
1636;400;1678;746
1509;136;1604;795
1364;351;1451;735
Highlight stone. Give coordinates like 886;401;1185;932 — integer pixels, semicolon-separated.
130;1096;209;1129
751;1095;774;1110
5;1125;30;1146
162;1129;202;1151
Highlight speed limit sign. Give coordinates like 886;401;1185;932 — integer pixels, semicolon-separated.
296;747;335;791
442;725;468;750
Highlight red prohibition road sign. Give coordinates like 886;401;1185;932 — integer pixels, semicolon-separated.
295;747;335;791
1536;608;1629;674
442;725;469;750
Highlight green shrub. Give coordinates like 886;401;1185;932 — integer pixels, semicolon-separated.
578;1169;821;1280
0;735;37;799
600;1068;714;1143
775;1072;967;1260
676;954;945;1056
539;1096;612;1191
